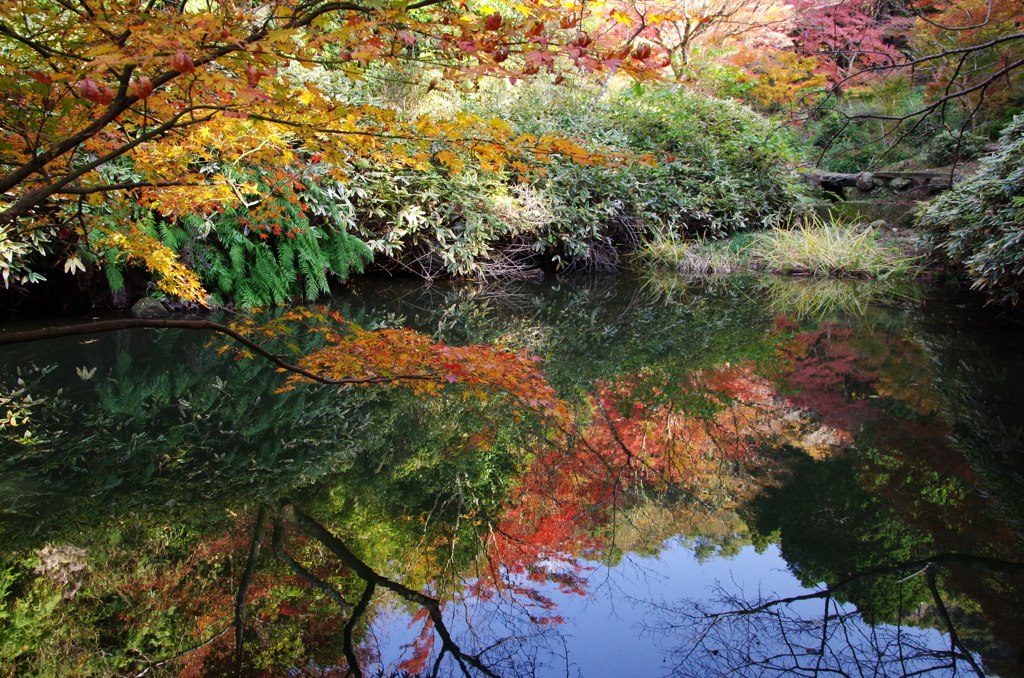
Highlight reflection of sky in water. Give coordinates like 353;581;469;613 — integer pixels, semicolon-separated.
369;539;962;678
531;542;810;678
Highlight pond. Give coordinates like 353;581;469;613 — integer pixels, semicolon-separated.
1;273;1024;678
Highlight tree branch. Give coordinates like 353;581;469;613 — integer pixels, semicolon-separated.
280;504;501;678
271;517;352;615
0;318;440;387
708;552;1024;619
48;181;197;196
234;506;268;672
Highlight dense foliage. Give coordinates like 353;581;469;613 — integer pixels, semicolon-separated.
348;84;803;278
0;0;664;308
917;115;1024;301
1;0;1023;307
110;83;802;294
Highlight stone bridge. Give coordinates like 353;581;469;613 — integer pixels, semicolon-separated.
802;171;953;199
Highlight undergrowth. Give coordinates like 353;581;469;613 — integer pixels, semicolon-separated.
750;217;924;279
633;233;754;274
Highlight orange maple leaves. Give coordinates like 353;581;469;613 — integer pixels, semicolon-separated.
227;306;571;424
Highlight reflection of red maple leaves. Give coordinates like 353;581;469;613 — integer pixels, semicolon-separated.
397;610;436;675
774;326;875;442
480;362;787;605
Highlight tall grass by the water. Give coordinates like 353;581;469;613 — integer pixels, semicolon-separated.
750;217;924;279
633;234;753;274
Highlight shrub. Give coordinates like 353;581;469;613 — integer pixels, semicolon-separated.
925;129;988;167
350;82;805;276
801;86;931;172
916;115;1024;302
608;86;804;236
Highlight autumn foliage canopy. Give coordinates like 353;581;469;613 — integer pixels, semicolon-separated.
0;0;664;299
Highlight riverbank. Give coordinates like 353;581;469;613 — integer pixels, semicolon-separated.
633;213;936;281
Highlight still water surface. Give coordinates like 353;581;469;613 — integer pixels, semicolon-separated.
1;273;1023;678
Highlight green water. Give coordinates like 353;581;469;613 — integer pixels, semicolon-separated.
0;273;1022;678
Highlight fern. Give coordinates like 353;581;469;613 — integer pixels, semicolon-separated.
275;238;298;283
139;163;375;306
105;263;125;293
228;236;248;280
297;247;328;299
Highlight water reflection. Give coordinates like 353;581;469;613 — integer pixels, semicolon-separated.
1;275;1023;677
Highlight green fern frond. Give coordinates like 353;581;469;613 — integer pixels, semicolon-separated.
105;263;125;293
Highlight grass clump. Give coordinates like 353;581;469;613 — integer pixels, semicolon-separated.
634;233;755;274
750;217;923;279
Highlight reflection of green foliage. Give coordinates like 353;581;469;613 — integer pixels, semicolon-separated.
0;333;372;547
914;304;1024;528
746;450;934;624
0;527;222;677
335;275;782;415
760;276;924;321
308;390;544;587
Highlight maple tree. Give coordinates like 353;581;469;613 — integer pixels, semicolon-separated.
601;0;792;79
0;0;662;300
907;0;1024;123
787;0;911;87
785;0;1023;162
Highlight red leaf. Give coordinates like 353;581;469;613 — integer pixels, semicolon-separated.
169;49;195;74
78;79;114;105
484;12;503;31
129;76;153;99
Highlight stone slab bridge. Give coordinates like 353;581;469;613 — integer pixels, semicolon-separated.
801;171;953;198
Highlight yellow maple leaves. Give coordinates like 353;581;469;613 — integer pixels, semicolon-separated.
96;224;208;304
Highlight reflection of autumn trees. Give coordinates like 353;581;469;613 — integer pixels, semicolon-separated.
740;318;1024;675
485;355;837;582
5;279;1024;677
489;311;1024;675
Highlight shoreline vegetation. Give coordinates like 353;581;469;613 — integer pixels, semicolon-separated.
635;214;931;282
2;85;1022;315
1;0;1023;317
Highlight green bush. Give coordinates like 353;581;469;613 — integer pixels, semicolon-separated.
801;87;929;172
925;129;988;167
916;115;1024;302
471;82;803;264
611;86;803;235
333;83;805;276
340;163;537;278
